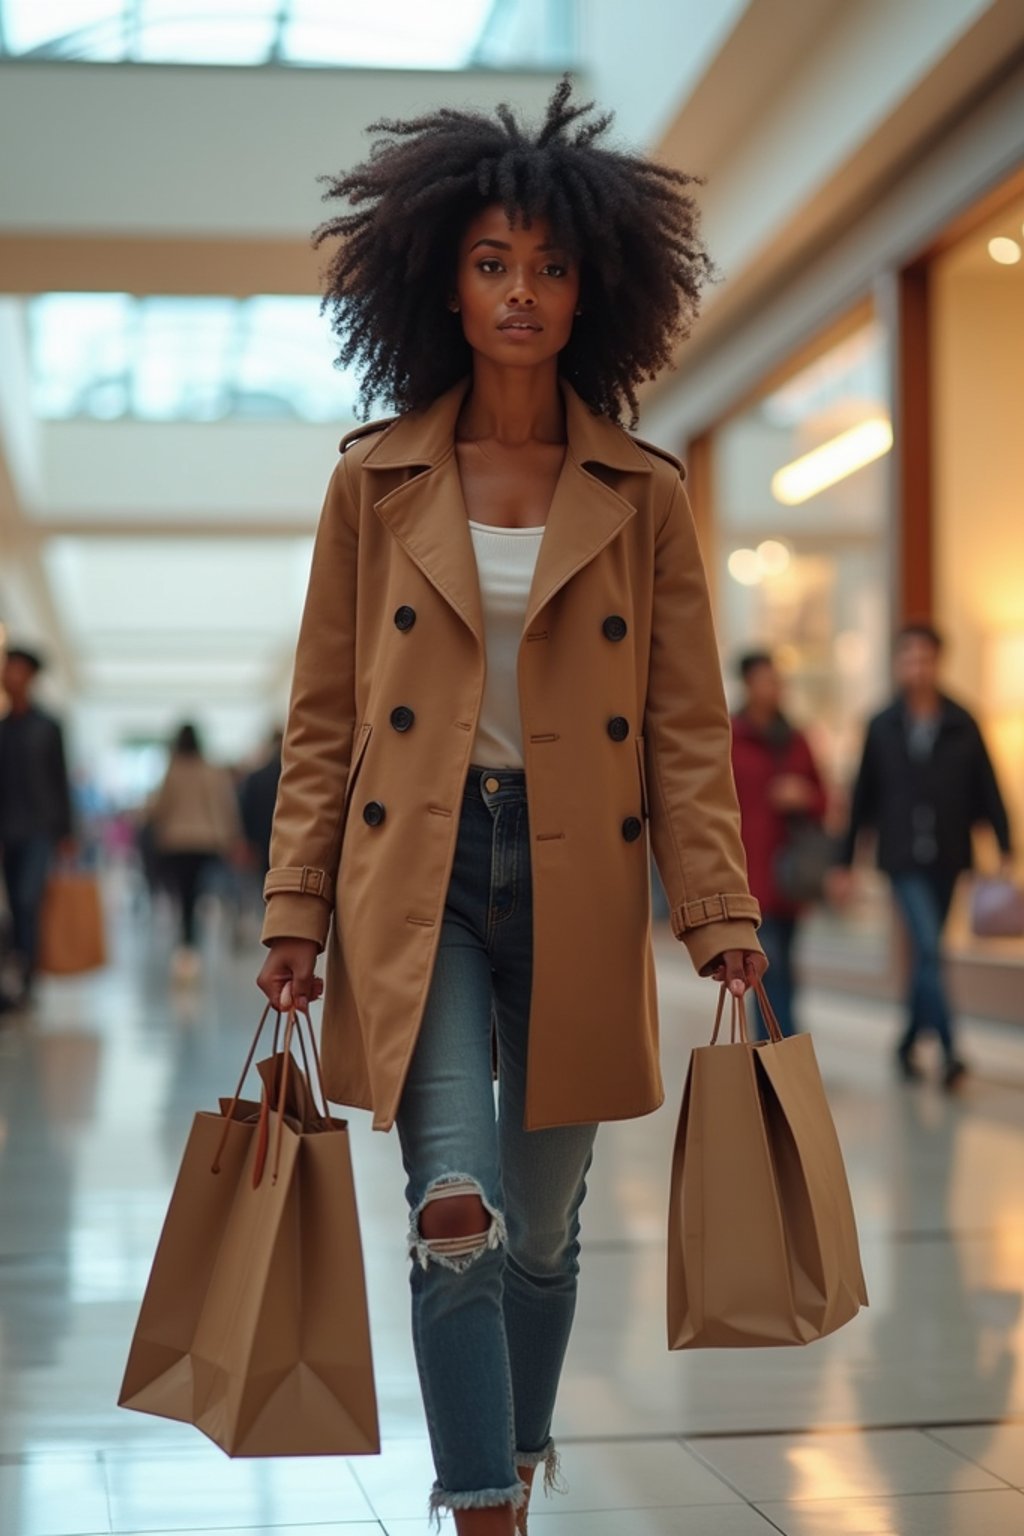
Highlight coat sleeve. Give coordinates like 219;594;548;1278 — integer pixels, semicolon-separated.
50;718;73;842
261;455;359;949
644;475;762;974
970;719;1012;855
839;720;879;866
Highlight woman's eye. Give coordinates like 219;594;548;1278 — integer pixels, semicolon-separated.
477;259;504;274
542;264;568;278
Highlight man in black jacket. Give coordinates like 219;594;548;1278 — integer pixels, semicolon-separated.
0;646;73;1007
837;623;1013;1086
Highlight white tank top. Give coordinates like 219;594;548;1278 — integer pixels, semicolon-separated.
468;520;545;769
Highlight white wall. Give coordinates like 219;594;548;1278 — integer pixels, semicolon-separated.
578;0;749;150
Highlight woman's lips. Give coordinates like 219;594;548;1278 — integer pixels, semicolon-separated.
498;318;542;331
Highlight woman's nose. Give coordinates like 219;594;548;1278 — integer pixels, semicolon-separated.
507;274;537;306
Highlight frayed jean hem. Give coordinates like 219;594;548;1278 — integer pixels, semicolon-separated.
428;1479;527;1527
516;1440;565;1494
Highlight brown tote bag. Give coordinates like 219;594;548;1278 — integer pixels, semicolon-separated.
37;871;107;975
668;980;868;1349
119;1005;379;1457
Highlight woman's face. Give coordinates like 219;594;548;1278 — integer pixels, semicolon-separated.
452;204;581;370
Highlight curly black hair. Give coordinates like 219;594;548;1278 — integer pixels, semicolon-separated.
314;77;713;427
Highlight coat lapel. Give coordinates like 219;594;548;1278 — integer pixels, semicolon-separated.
526;383;653;629
364;376;654;639
367;381;485;640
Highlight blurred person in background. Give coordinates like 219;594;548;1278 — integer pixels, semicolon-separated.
238;728;283;876
731;650;826;1037
149;722;242;981
834;622;1013;1088
0;644;74;1010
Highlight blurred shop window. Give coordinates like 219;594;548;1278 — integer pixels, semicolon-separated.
28;294;361;423
0;0;576;69
713;313;892;791
711;312;893;982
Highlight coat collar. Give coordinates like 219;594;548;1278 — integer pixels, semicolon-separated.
367;379;652;641
363;377;654;476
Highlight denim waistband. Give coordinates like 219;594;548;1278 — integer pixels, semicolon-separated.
464;765;527;806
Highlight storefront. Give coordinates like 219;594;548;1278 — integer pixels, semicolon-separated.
663;133;1024;1019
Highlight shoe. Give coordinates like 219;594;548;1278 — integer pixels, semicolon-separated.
895;1043;924;1082
943;1058;968;1091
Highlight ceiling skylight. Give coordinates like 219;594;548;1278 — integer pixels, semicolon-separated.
29;294;361;422
0;1;574;69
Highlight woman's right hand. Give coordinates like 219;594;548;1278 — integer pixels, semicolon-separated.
257;937;324;1012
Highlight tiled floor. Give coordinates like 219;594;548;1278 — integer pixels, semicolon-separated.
1;889;1023;1534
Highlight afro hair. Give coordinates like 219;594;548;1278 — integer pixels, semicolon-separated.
314;76;714;427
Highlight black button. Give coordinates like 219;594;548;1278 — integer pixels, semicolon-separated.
607;716;629;742
390;705;415;732
363;801;386;827
622;816;643;842
603;615;628;642
394;605;416;632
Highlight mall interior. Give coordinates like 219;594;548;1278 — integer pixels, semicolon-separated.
1;2;1024;1533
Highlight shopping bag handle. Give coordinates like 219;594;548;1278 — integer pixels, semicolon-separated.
710;980;784;1045
268;1006;333;1186
211;1002;331;1178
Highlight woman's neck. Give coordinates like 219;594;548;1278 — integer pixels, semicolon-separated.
457;359;566;447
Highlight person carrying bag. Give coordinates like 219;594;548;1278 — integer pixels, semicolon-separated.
668;979;867;1349
119;1003;379;1458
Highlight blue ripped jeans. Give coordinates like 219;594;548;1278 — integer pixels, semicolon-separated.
395;767;598;1520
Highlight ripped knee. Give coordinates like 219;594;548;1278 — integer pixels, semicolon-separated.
409;1175;507;1272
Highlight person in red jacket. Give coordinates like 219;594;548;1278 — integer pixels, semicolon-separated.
731;651;827;1037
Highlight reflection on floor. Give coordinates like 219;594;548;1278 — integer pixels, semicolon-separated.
1;893;1023;1535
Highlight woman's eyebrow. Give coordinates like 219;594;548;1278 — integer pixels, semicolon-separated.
468;238;564;253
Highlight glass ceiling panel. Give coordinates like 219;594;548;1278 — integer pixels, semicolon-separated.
29;294;360;423
0;0;574;67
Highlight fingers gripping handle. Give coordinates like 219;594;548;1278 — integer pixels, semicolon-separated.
710;978;784;1045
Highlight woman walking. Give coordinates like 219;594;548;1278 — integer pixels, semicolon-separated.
151;722;241;980
257;81;764;1534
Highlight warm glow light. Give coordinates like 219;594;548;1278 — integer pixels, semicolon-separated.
988;237;1022;266
771;417;893;505
756;539;791;575
727;548;764;586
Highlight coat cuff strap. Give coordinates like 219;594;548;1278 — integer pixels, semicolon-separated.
263;865;330;900
670;892;761;936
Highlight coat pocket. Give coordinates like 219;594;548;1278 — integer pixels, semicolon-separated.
635;735;650;820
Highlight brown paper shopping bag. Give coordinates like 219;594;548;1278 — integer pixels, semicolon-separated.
38;871;107;975
668;981;867;1349
119;1005;379;1456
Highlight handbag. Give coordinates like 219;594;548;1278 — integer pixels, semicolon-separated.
668;980;868;1349
970;876;1024;938
773;817;837;904
38;870;107;975
119;1004;379;1456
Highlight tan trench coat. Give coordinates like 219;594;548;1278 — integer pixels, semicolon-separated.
263;378;761;1131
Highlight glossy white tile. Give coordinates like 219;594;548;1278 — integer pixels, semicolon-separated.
928;1423;1024;1488
528;1440;741;1512
756;1487;1024;1535
102;1449;376;1532
690;1428;1006;1502
0;1457;111;1536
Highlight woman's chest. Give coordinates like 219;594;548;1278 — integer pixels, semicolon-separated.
454;442;564;528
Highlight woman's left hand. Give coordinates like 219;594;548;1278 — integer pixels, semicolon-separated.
711;949;768;997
